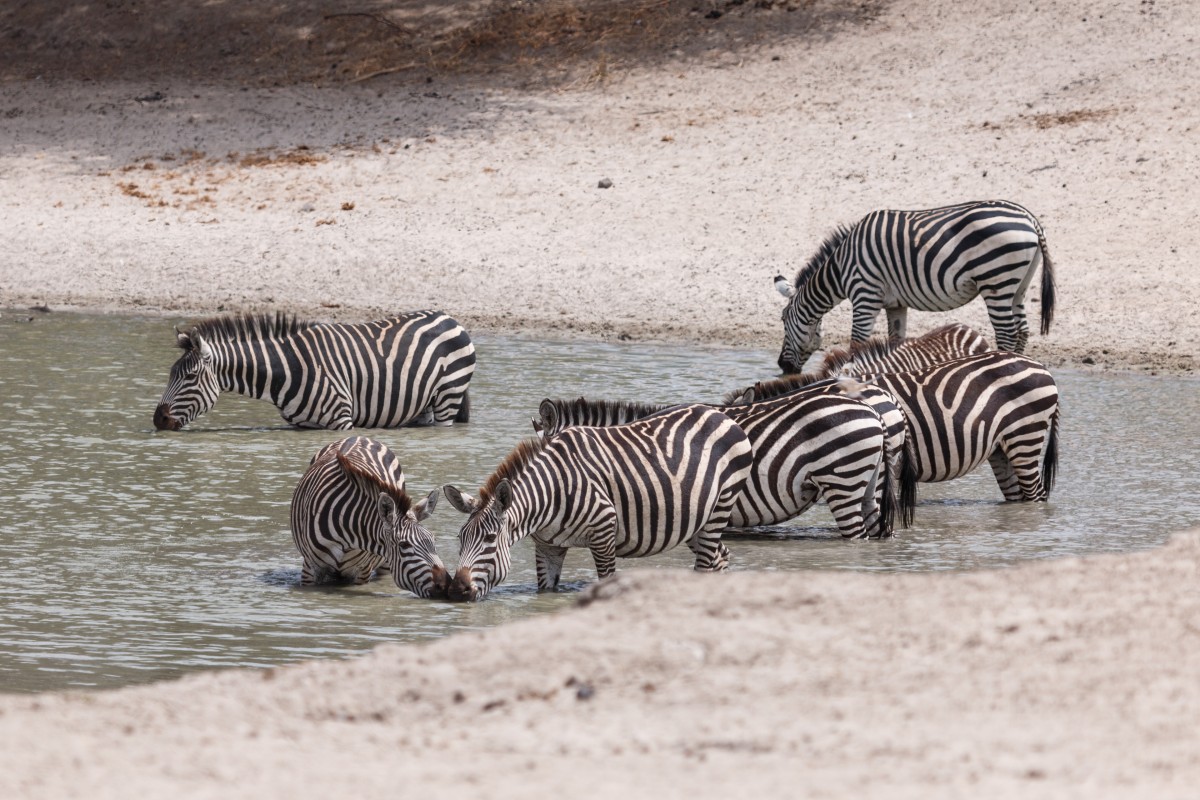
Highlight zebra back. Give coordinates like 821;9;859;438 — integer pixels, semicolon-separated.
536;397;672;438
816;324;993;377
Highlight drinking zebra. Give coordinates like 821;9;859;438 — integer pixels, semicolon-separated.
535;385;916;539
774;200;1056;372
442;404;754;601
153;310;475;431
813;323;992;378
732;351;1060;501
291;436;449;597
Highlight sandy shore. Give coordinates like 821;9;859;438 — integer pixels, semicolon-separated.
2;0;1200;795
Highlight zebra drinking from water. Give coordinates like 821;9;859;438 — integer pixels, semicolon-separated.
774;200;1056;372
291;436;448;597
442;404;754;601
536;385;916;539
153;310;475;431
732;350;1060;502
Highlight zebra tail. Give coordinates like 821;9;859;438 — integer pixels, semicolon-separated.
1039;233;1057;336
455;389;471;423
1042;409;1059;498
898;439;918;528
876;453;896;538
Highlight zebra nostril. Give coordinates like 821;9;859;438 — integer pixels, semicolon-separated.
447;567;476;603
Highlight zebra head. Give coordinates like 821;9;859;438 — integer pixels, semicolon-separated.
154;328;220;431
376;488;449;599
775;275;822;374
442;480;516;602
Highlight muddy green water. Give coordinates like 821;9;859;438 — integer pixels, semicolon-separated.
1;312;1198;693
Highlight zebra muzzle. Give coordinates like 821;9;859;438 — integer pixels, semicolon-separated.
429;564;450;599
447;567;479;602
153;404;182;431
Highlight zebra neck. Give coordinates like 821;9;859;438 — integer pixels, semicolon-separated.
507;480;561;543
800;262;845;318
212;337;289;402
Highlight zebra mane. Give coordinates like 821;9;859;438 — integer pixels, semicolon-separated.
334;449;411;514
180;311;315;348
480;437;549;503
551;396;667;423
793;224;851;289
733;371;826;404
814;336;897;378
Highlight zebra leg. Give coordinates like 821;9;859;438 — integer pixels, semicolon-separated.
815;477;870;539
687;533;730;572
987;449;1025;501
851;300;885;341
885;306;908;341
430;387;469;426
1001;438;1051;501
534;542;569;591
587;530;619;580
980;289;1028;354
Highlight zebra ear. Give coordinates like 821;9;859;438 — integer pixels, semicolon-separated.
531;417;543;436
774;275;795;299
443;484;478;514
736;387;755;405
377;492;399;525
538;400;558;437
413;488;438;521
175;327;193;350
495;479;514;513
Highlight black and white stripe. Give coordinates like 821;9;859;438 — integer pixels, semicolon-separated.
154;310;475;431
737;351;1060;501
442;404;754;601
538;386;917;539
774;200;1056;372
290;436;448;597
814;323;992;378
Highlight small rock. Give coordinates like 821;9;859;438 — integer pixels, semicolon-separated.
1081;355;1096;365
300;203;315;213
597;177;613;189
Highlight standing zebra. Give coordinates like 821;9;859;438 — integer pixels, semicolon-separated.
442;404;754;601
811;323;992;378
291;436;449;597
536;386;915;539
733;351;1060;502
153;310;475;431
774;200;1056;372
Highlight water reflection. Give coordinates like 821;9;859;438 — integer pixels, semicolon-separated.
1;312;1198;693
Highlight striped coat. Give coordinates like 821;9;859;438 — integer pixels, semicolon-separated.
154;310;475;431
443;404;754;601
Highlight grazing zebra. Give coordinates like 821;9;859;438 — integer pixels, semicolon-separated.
442;404;754;601
536;386;916;539
153;310;475;431
774;200;1056;372
733;351;1060;501
291;436;449;598
814;323;992;378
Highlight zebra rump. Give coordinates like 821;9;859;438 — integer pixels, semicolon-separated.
290;436;447;597
154;310;475;431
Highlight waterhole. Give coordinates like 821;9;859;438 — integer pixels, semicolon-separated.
1;312;1198;692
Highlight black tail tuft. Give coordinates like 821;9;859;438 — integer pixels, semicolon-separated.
455;389;471;423
875;452;895;538
1039;234;1057;336
898;439;918;528
1042;410;1059;498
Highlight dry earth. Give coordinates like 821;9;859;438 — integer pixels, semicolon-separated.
2;0;1200;796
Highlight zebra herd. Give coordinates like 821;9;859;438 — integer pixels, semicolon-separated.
152;199;1061;603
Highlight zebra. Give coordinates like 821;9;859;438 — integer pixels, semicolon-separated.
774;200;1057;373
153;310;475;431
290;435;449;598
535;386;916;539
441;404;755;601
732;350;1060;501
813;323;992;378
